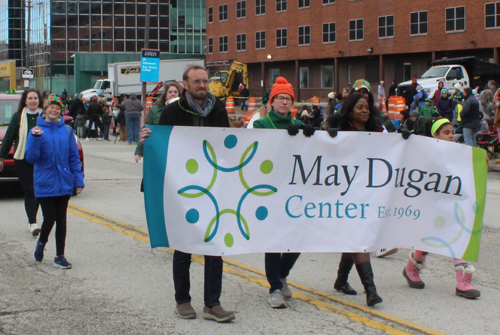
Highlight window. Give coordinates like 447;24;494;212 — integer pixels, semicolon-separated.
378;15;394;38
349;19;364;41
298;25;311;45
256;31;266;49
276;28;287;47
323;0;335;4
219;4;228;21
321;66;334;88
277;0;287;12
299;0;310;8
403;63;411;82
236;34;246;51
446;7;465;32
447;67;464;80
323;22;336;43
256;0;266;15
485;2;500;28
208;37;213;53
300;67;309;88
410;11;428;35
270;69;280;84
219;36;228;53
208;7;213;23
237;1;246;18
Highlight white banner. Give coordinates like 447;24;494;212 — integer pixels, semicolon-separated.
144;126;486;261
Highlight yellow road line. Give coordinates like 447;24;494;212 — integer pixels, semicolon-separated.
68;203;448;335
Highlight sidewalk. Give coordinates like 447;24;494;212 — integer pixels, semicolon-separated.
488;158;500;172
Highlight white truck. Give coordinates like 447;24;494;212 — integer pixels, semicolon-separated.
80;58;205;101
397;56;500;102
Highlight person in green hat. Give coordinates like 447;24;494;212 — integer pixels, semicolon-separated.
27;95;84;269
419;98;435;119
437;88;454;121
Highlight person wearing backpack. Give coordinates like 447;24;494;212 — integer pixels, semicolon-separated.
25;96;84;269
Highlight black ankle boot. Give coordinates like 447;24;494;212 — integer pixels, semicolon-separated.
355;261;383;306
334;255;357;295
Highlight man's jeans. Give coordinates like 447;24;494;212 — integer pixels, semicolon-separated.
126;114;141;143
173;250;223;308
463;127;479;147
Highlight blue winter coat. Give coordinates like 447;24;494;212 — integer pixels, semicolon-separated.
437;96;455;121
25;113;84;198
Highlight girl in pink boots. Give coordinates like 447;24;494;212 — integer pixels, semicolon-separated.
403;118;480;299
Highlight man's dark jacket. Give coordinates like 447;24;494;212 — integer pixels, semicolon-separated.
159;90;230;127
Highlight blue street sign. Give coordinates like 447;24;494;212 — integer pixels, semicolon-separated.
140;49;160;82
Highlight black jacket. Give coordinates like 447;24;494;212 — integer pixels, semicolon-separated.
460;94;481;129
88;100;102;118
69;98;85;120
159;90;230;127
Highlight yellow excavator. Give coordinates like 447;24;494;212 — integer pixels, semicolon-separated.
209;61;248;99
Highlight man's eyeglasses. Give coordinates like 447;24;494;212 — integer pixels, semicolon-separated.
275;96;293;103
191;79;210;85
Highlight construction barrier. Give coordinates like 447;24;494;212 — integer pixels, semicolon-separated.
310;96;320;105
145;97;154;111
388;96;406;119
248;97;257;111
226;96;235;114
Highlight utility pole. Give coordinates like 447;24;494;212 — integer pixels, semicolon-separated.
141;0;152;105
26;0;31;86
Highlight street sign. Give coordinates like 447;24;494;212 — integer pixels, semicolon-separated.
22;68;34;79
140;49;160;83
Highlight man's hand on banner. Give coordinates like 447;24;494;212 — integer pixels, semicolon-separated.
327;128;339;138
301;124;316;137
285;124;301;136
140;127;151;143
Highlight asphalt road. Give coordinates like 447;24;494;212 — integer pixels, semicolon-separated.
1;138;499;335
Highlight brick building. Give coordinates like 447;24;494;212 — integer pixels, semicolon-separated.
205;0;500;100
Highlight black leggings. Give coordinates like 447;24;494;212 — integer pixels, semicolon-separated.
38;195;70;256
14;159;39;224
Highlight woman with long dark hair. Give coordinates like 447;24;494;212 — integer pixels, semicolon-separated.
333;93;384;307
0;88;44;235
135;82;182;163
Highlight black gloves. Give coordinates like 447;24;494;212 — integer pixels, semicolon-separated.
327;128;338;138
285;124;301;136
399;129;412;140
301;124;316;137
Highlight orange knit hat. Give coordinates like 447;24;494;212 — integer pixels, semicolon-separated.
270;77;295;103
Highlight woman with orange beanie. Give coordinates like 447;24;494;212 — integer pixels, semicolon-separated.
253;77;315;309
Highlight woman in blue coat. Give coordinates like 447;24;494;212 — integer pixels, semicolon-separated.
25;96;84;269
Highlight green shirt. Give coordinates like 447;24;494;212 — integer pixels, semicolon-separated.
419;105;435;119
252;109;304;130
0;111;39;159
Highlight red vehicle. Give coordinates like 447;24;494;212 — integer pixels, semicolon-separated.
0;94;84;183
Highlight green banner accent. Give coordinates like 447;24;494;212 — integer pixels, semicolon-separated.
462;147;487;262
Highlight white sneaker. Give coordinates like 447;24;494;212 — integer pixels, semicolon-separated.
268;289;286;308
280;279;292;298
376;248;398;258
98;138;103;141
29;223;41;236
85;138;90;141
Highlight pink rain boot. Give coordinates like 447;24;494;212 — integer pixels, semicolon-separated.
403;252;425;289
454;263;480;299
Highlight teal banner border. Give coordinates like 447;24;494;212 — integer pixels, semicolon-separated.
143;125;172;248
